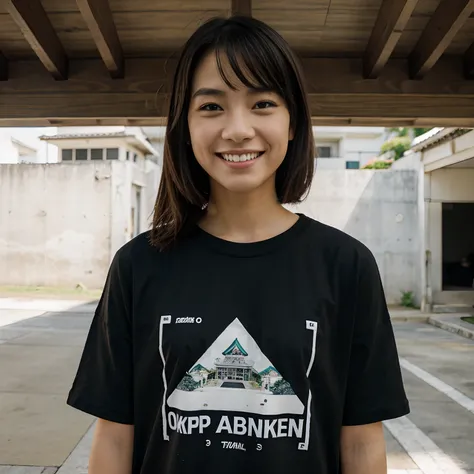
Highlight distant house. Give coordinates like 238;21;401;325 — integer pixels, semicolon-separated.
313;126;389;170
39;126;160;169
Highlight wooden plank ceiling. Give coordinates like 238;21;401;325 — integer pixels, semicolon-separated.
0;0;474;126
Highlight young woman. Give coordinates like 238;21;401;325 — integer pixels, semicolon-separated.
67;15;409;474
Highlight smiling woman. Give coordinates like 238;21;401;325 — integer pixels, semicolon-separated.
67;15;409;474
151;16;314;247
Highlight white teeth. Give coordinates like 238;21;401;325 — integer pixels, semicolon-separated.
221;152;261;162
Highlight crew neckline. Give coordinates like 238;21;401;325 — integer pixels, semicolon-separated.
194;213;311;257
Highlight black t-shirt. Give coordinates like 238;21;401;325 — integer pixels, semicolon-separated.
67;214;409;474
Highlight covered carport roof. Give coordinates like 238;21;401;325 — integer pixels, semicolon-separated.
1;0;474;127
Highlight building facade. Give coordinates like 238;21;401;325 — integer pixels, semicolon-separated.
313;126;389;170
399;128;474;312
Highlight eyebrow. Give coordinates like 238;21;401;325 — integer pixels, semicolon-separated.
191;87;275;99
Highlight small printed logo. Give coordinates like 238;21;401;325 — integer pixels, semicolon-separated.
306;320;317;330
176;317;202;324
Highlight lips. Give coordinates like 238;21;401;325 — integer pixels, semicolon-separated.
216;152;264;163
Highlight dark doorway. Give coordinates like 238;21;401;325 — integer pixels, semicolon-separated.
442;203;474;290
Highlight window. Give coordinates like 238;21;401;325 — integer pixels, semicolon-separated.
91;149;103;160
133;153;138;162
62;149;73;161
346;161;360;169
126;151;130;160
76;149;88;160
106;148;119;160
316;141;339;159
317;146;332;158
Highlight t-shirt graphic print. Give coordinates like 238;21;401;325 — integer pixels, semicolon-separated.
162;316;317;450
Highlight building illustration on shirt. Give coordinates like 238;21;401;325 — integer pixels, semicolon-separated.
167;318;305;415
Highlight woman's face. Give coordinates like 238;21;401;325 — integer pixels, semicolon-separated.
187;51;293;197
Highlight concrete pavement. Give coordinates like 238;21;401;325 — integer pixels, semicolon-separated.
1;299;474;473
428;313;474;340
0;299;96;472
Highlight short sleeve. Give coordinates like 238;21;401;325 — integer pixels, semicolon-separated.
67;247;134;425
342;247;410;426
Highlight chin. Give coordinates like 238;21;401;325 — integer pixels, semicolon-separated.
213;176;273;195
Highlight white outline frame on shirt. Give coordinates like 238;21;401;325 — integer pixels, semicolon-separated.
159;315;172;441
298;320;318;451
158;315;318;449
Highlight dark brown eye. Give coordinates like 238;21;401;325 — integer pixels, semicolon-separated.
200;103;222;111
254;101;276;109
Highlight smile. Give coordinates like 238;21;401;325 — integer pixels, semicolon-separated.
216;152;264;163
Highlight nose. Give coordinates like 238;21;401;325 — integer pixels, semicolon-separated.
221;109;255;143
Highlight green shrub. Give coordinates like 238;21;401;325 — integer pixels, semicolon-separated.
380;136;412;160
401;291;416;308
362;160;393;170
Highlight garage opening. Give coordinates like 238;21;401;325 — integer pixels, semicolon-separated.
442;203;474;291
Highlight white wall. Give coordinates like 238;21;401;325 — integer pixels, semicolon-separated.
430;168;474;202
0;163;112;288
290;169;420;305
144;161;163;229
345;135;385;166
315;158;347;170
391;152;421;170
0;132;20;163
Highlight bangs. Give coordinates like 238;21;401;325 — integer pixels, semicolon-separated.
211;28;291;101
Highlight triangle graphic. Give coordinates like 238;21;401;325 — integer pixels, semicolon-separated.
167;318;304;415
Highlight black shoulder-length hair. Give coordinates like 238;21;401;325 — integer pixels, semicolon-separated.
150;15;314;250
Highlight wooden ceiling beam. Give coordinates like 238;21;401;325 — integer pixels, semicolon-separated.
1;92;473;127
3;57;474;96
464;42;474;79
0;52;7;81
231;0;252;16
364;0;419;79
1;57;474;127
76;0;124;79
4;0;67;80
409;0;474;79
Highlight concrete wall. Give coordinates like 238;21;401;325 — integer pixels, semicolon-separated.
290;169;419;305
109;160;152;256
144;161;162;230
316;158;347;170
0;163;112;288
391;152;421;170
0;159;161;289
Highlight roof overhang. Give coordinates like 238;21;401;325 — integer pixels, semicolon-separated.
416;129;474;172
1;0;474;127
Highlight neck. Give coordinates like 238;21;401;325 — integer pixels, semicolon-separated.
199;180;298;243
